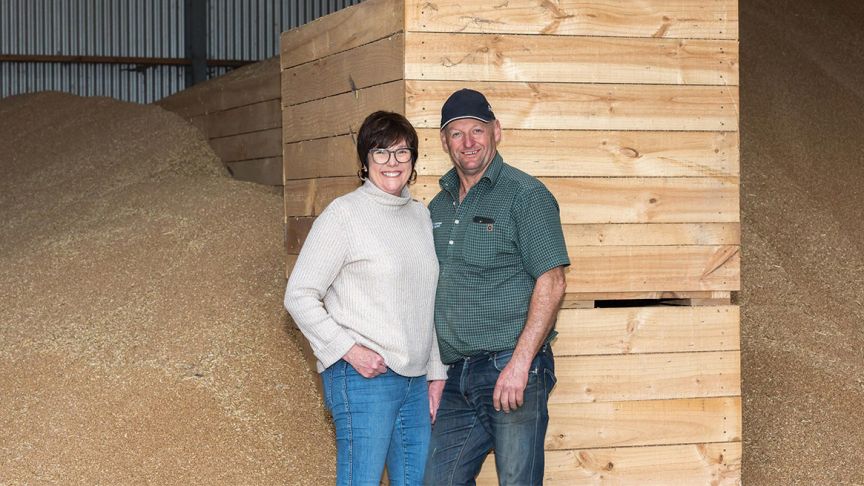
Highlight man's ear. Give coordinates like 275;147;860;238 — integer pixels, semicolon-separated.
440;128;449;153
493;120;502;144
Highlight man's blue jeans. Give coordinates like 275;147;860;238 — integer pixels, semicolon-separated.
321;360;431;486
424;345;556;486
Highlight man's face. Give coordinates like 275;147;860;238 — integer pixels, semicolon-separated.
439;118;501;178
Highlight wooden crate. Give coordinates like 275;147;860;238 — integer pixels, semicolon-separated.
281;0;740;483
157;58;283;185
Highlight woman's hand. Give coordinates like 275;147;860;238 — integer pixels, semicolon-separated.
343;344;388;378
428;380;446;424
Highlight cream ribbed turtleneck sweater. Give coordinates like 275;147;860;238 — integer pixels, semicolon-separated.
284;180;447;380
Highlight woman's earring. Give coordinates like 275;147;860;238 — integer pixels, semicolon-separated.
409;169;418;184
357;167;368;181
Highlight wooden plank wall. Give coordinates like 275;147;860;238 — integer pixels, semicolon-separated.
404;0;741;300
280;0;407;273
280;0;742;484
157;58;283;185
403;1;741;484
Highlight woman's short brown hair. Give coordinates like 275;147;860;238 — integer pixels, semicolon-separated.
356;111;419;182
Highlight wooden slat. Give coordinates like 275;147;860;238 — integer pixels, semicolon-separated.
405;0;738;39
157;58;280;118
283;177;360;217
564;223;740;247
416;129;739;178
414;176;740;224
552;351;740;403
191;99;281;139
546;397;741;449
554;305;740;355
406;80;738;131
209;128;282;162
280;0;403;70
281;217;738;258
225;157;283;186
284;135;359;181
285;216;315;253
477;442;742;485
282;80;405;143
560;290;731;308
564;245;740;292
282;34;404;106
405;33;738;85
285;254;298;279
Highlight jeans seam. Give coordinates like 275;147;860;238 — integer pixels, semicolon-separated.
339;363;353;486
448;414;480;486
529;370;540;485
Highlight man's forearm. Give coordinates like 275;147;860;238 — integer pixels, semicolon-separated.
511;266;567;370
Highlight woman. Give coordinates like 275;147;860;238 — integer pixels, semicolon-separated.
284;111;447;485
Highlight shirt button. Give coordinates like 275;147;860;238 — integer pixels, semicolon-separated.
448;240;454;245
454;219;460;224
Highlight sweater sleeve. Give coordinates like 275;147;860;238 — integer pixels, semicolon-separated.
426;326;449;381
284;203;356;368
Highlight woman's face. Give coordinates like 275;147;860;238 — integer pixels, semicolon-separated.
366;139;413;197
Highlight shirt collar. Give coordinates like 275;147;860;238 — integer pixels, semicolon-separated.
438;152;504;197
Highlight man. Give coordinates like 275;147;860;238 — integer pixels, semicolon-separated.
424;88;569;485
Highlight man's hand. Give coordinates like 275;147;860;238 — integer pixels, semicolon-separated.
343;344;387;378
493;359;531;413
428;380;446;424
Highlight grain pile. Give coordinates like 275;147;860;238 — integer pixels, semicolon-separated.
740;0;864;483
0;92;335;484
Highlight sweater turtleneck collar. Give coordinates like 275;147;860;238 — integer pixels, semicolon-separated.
360;179;412;207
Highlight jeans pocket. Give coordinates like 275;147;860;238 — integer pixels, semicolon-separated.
543;368;557;394
492;349;515;372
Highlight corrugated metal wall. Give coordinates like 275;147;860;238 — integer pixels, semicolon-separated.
0;0;364;103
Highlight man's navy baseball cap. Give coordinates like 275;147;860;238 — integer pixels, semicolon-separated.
440;88;496;129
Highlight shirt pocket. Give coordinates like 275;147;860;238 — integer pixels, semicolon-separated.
463;219;516;269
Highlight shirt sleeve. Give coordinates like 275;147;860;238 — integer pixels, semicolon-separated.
284;203;356;368
512;185;571;279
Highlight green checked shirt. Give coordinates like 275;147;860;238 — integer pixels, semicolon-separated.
429;153;570;364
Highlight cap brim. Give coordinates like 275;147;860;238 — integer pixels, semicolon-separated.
440;115;495;130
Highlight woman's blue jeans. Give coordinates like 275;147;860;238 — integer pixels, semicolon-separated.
321;360;431;486
423;345;556;486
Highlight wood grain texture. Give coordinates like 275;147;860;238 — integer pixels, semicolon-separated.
283;177;360;217
477;442;741;485
554;305;740;355
564;223;740;247
560;290;731;307
416;129;739;177
546;397;741;449
279;220;741;256
157;58;280;118
406;80;739;131
285;216;315;253
405;0;738;39
225;157;283;186
282;34;404;106
284;135;360;181
552;351;741;403
280;0;403;70
282;80;405;143
405;33;738;85
564;245;740;292
209;128;282;163
191;100;281;139
414;176;740;224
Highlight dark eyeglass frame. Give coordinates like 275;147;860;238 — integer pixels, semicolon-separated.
368;147;416;165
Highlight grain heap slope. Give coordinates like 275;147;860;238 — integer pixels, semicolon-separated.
281;0;741;484
158;58;283;185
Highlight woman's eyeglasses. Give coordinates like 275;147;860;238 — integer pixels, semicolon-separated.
369;148;416;164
